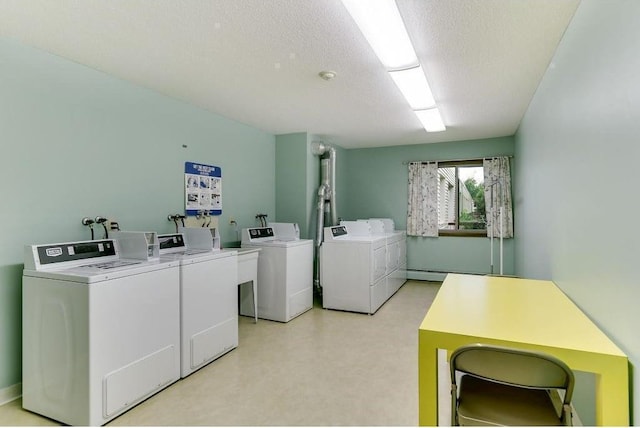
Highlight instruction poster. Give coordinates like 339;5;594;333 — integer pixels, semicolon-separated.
184;162;222;215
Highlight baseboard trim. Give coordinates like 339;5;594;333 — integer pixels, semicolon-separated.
407;270;507;282
0;383;21;406
407;270;448;282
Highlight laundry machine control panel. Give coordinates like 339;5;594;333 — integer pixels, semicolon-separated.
26;239;117;270
250;227;274;238
329;226;348;239
158;233;186;251
242;227;275;243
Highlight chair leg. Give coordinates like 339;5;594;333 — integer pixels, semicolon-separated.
451;383;458;426
562;403;573;426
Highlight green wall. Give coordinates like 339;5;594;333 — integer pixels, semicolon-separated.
344;138;515;275
514;0;640;423
275;133;310;236
8;2;636;420
0;38;275;392
275;134;347;241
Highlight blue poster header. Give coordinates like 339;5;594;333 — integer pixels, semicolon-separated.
184;162;222;178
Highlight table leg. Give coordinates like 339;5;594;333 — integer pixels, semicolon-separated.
419;332;439;426
252;279;258;323
594;357;629;426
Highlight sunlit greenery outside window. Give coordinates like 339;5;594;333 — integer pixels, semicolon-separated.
437;160;486;236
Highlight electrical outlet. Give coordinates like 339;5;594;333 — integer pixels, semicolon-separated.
107;218;120;231
229;217;236;225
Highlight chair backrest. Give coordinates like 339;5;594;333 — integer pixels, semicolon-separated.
450;344;574;404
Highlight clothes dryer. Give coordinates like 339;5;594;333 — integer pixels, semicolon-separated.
357;218;407;296
240;223;313;322
320;222;388;314
158;230;238;378
22;235;180;426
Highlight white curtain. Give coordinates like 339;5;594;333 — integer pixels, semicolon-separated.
483;157;513;238
407;162;438;237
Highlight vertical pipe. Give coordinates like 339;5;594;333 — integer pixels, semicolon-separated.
490;216;494;274
321;158;331;193
499;206;504;276
314;186;327;290
500;170;505;276
489;184;494;275
313;142;338;226
315;186;327;249
328;146;338;226
311;141;338;292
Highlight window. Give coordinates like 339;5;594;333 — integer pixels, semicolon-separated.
437;161;486;236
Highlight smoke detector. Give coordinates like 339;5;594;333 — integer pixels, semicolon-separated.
318;70;337;81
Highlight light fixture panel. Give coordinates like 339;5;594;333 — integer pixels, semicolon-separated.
342;0;446;134
415;108;446;132
389;66;436;110
341;0;418;69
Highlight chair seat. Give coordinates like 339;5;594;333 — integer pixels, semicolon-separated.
457;375;563;426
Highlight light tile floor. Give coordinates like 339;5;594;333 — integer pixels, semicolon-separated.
0;280;441;426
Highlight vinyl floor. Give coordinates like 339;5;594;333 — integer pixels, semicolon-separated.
0;280;441;426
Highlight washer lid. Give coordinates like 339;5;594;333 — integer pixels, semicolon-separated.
242;239;312;248
23;257;179;283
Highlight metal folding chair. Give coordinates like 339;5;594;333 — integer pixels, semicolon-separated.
450;344;574;426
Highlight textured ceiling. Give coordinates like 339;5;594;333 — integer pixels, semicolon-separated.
0;0;580;149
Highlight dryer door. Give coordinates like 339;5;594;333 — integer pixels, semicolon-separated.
372;245;387;283
387;241;400;273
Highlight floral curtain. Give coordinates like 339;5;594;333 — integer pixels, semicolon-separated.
407;162;438;237
483;157;513;238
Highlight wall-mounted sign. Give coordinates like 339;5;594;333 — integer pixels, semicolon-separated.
184;161;222;216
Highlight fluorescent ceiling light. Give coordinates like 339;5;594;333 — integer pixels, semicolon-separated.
342;0;446;134
389;66;435;110
415;108;446;132
341;0;417;69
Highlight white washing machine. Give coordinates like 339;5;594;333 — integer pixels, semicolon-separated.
320;222;388;314
158;229;238;378
22;233;180;426
240;223;313;322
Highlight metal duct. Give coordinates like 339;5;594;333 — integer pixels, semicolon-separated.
311;142;337;226
311;141;338;292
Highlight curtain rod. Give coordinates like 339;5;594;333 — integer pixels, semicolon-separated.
401;155;513;165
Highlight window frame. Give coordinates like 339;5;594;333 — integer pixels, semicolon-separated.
437;159;487;237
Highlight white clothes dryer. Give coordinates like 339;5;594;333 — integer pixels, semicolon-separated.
22;236;180;426
320;223;388;314
240;224;313;322
357;218;407;295
158;230;238;378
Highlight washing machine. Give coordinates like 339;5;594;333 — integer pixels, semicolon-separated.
320;222;388;314
22;233;180;426
158;229;238;378
240;223;313;322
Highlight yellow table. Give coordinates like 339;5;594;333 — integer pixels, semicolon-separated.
418;274;629;426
